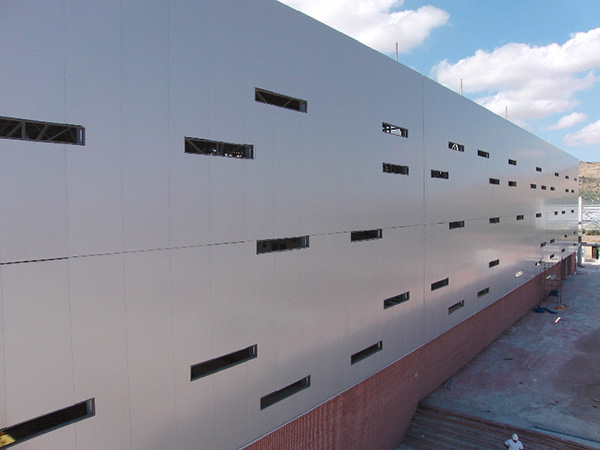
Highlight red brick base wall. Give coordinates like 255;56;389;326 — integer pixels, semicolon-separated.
245;254;575;450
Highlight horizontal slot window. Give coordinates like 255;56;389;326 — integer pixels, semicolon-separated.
477;287;490;297
431;277;449;291
383;163;409;175
448;300;465;314
260;376;311;410
536;167;543;172
0;116;85;145
191;345;257;381
541;242;547;247
255;88;307;113
562;211;566;214
565;175;570;179
550;239;555;243
449;220;465;230
0;399;94;447
550;187;555;191
536;213;542;218
489;178;500;185
565;189;569;193
382;122;408;138
477;149;489;158
516;215;524;220
541;185;547;190
448;141;465;152
351;229;382;242
571;189;575;193
351;341;383;365
554;211;558;215
257;236;309;254
550;253;555;259
508;159;517;165
508;181;517;187
383;291;410;309
555;172;560;177
185;137;253;159
431;169;449;179
489;259;500;268
530;184;537;189
489;217;500;224
562;248;566;253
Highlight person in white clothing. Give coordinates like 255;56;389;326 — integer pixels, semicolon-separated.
504;433;524;450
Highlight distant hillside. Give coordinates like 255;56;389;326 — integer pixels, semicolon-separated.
580;162;600;204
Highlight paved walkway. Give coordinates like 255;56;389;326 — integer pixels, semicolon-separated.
421;261;600;447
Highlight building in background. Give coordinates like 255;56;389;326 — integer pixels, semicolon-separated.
0;0;578;449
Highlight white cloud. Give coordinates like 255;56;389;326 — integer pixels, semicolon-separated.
564;119;600;146
544;112;588;131
431;28;600;122
278;0;449;54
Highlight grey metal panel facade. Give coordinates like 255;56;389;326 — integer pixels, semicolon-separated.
0;0;578;449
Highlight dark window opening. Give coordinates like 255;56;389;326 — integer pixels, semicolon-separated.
489;259;500;268
185;137;253;159
530;184;537;189
536;167;543;172
383;291;410;309
0;399;94;447
0;116;85;145
449;220;465;230
571;189;575;193
448;141;465;152
555;172;559;177
260;376;311;410
431;169;449;179
489;178;500;185
550;239;555;243
351;341;383;365
257;236;309;254
431;278;449;291
477;150;489;158
383;163;409;175
477;287;490;297
550;187;555;191
508;181;517;187
351;229;382;242
489;217;500;224
550;253;555;259
382;122;408;138
191;345;257;381
562;211;566;214
565;175;570;179
565;189;569;193
516;215;524;220
562;248;565;253
541;242;547;247
448;300;465;314
536;213;542;218
554;211;558;215
255;88;307;113
541;185;547;190
508;159;517;165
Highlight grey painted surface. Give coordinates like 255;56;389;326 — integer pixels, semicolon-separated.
0;0;578;449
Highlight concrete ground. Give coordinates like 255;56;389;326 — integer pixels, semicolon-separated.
422;261;600;447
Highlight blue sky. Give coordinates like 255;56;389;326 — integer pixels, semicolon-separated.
278;0;600;162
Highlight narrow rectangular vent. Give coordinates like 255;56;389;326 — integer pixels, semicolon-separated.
562;248;566;253
382;122;408;138
477;150;489;158
562;211;566;214
550;253;555;259
449;220;465;229
185;137;253;159
574;177;578;181
257;236;309;254
554;211;558;215
489;259;500;268
431;169;449;179
565;189;569;193
555;172;560;177
0;116;85;145
516;215;524;220
191;345;257;381
550;239;555;243
383;163;409;175
431;278;449;291
351;341;383;365
255;88;307;113
536;167;543;172
541;185;547;190
571;189;574;193
536;213;542;218
571;210;575;213
351;229;382;242
260;376;311;410
508;181;517;187
565;175;570;179
489;217;500;224
541;242;547;247
477;287;490;297
448;300;465;314
508;159;517;165
448;141;464;152
550;187;555;191
0;399;95;447
530;184;537;189
383;291;410;309
489;178;500;185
